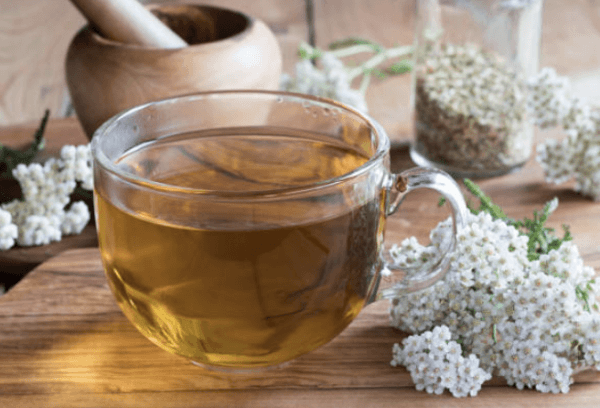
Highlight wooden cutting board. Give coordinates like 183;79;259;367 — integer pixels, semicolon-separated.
2;119;600;406
1;247;600;407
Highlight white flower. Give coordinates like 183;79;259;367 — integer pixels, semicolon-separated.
391;325;492;397
388;203;597;395
18;215;61;246
332;87;368;113
0;209;18;250
529;67;600;200
280;53;369;113
62;201;90;235
0;144;94;250
527;67;572;129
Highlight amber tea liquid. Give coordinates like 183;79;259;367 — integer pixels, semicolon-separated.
95;129;385;368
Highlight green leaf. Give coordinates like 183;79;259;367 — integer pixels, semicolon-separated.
387;59;413;75
328;37;383;52
372;68;388;79
0;109;49;180
463;179;572;262
576;284;592;312
463;178;507;220
297;42;322;60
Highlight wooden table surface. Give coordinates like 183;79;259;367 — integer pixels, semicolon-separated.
1;119;600;407
2;0;600;405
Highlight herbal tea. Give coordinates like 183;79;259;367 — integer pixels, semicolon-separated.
95;130;385;368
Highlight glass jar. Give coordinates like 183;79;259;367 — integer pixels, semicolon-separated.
409;0;544;178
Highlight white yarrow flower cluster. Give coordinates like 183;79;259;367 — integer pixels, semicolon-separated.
391;326;491;397
529;67;600;200
0;209;18;250
388;208;600;395
0;144;93;249
280;52;369;113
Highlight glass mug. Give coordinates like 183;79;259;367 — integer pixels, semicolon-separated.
91;90;468;370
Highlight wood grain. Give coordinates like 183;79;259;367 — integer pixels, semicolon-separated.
3;386;600;408
0;249;419;392
1;121;600;405
0;0;84;125
1;1;600;404
0;237;599;407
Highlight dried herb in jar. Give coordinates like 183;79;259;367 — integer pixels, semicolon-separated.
412;44;533;176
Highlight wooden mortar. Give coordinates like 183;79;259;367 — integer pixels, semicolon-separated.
65;4;283;139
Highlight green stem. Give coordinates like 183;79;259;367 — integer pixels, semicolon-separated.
359;72;372;96
0;109;48;180
298;42;322;60
347;45;413;81
330;43;380;58
301;42;384;60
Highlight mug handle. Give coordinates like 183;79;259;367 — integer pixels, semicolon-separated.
377;167;468;298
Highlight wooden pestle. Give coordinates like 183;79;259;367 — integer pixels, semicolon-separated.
69;0;187;48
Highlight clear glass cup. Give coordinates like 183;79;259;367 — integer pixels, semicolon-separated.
409;0;543;178
91;90;468;371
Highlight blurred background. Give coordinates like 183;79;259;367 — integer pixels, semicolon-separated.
1;0;599;145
